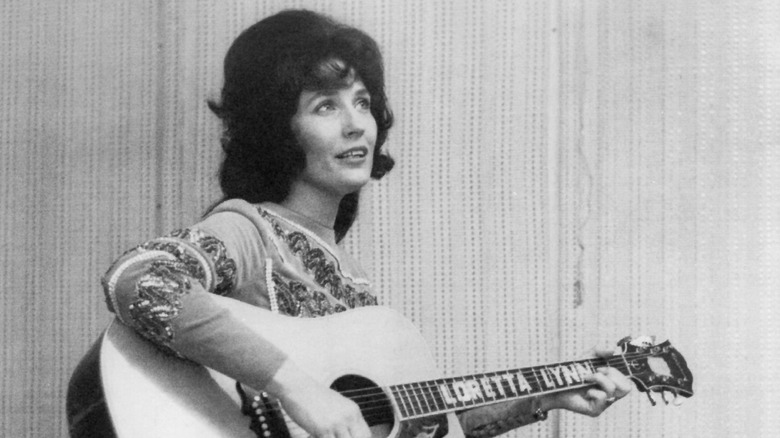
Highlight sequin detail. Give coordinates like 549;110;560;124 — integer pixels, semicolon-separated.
258;207;378;316
272;272;347;317
112;228;237;347
129;259;193;345
142;229;237;296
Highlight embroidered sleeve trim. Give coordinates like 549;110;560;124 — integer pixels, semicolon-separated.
152;237;214;290
101;250;176;325
141;228;237;296
272;272;347;317
129;259;194;346
102;228;238;350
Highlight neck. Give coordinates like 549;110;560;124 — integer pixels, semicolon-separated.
385;356;618;419
281;183;342;230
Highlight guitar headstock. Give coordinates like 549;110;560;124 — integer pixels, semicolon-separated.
617;336;694;406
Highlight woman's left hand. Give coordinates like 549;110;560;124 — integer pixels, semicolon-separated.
540;348;633;417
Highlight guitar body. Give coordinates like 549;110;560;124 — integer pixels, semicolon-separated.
97;295;464;438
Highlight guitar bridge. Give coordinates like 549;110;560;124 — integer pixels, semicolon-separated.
237;383;291;438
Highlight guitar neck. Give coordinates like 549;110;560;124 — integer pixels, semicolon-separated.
388;356;629;419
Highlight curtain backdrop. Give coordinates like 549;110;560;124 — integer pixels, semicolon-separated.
1;1;778;436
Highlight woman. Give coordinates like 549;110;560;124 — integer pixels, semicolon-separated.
79;9;631;438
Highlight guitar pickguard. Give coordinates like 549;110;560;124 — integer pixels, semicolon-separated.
399;414;449;438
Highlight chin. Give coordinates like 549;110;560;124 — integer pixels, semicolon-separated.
338;176;371;195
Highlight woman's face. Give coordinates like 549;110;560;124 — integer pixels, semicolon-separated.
290;77;377;199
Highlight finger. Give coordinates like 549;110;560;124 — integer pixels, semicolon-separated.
585;387;607;403
599;367;633;399
593;346;619;358
332;424;352;438
587;368;618;398
584;387;613;415
348;418;371;438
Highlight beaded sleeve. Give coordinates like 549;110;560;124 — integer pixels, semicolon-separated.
102;228;237;350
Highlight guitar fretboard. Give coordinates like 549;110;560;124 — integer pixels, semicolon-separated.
389;357;617;419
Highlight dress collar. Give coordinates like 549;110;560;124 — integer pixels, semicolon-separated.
259;202;338;248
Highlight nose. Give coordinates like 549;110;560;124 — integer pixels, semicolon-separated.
342;106;366;139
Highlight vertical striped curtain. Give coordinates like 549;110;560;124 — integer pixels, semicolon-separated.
1;1;778;436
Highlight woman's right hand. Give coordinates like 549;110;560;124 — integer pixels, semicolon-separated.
265;360;371;438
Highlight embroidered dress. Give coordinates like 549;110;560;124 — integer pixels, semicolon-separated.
101;199;377;389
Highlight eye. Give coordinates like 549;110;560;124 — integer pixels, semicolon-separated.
355;97;371;110
314;100;337;114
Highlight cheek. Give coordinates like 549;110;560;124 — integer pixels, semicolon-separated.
294;123;329;157
296;130;337;174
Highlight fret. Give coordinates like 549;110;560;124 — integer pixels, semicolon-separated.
539;365;556;391
501;370;519;396
400;384;416;416
437;377;461;409
447;376;467;409
486;372;499;397
459;375;477;408
530;366;545;392
497;371;510;396
478;374;496;400
415;381;432;414
560;360;584;385
463;376;482;406
577;359;598;381
488;373;507;398
513;369;535;394
391;385;411;418
407;383;423;416
579;359;598;379
541;366;558;389
501;371;516;397
428;379;447;412
411;383;426;416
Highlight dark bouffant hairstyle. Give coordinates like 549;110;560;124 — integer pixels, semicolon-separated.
207;9;394;241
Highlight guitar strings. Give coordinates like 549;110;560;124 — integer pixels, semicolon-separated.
258;354;643;414
258;378;612;425
251;350;668;421
337;351;651;401
257;351;654;416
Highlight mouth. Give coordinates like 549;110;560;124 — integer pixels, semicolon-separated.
335;146;369;159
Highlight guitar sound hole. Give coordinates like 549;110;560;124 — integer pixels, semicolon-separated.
331;375;394;428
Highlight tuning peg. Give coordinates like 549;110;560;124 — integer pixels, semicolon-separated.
631;336;655;348
617;336;633;347
673;393;685;407
660;392;670;405
645;391;657;406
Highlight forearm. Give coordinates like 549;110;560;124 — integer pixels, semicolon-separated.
458;397;551;438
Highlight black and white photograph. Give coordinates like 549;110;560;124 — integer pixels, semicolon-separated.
1;1;778;436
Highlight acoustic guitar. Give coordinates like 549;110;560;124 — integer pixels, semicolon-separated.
69;294;693;438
